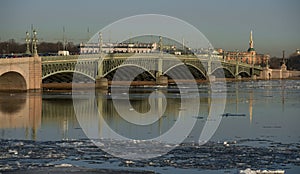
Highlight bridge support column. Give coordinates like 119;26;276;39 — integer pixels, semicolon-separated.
156;75;168;86
236;75;242;80
260;68;271;80
208;75;216;82
157;58;163;77
251;75;257;80
97;61;104;79
29;56;42;90
96;77;108;89
235;53;239;79
207;58;212;77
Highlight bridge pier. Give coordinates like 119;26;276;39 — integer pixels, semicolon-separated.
156;75;168;86
96;77;108;89
260;67;271;80
208;75;216;82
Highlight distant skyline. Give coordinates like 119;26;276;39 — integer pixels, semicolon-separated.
0;0;299;57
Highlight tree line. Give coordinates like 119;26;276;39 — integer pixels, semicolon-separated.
269;55;300;71
0;39;79;55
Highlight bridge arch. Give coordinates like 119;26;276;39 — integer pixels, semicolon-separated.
164;63;206;79
211;67;235;78
42;70;95;83
0;71;27;90
238;71;251;77
103;64;156;81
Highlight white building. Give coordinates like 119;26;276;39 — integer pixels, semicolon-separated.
79;42;158;54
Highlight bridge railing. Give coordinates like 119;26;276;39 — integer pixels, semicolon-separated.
40;53;263;70
41;54;100;62
222;59;262;69
41;55;79;62
41;53;220;61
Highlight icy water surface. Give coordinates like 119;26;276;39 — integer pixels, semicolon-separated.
0;80;300;173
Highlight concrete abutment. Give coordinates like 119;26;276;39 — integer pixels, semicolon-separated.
0;57;41;91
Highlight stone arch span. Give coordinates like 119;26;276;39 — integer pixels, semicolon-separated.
0;57;42;90
0;71;27;91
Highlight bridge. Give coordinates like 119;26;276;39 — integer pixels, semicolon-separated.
41;53;262;85
0;53;263;90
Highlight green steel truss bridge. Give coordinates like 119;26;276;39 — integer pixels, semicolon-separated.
41;53;262;83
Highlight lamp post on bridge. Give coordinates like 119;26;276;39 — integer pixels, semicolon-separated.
158;36;163;54
32;29;38;57
235;51;240;79
266;54;270;68
207;47;212;76
97;31;104;77
206;45;216;81
95;31;108;89
156;36;168;86
99;32;103;58
6;44;9;55
25;31;31;55
222;50;226;62
158;36;163;77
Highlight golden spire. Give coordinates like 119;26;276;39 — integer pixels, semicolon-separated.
247;30;255;53
249;30;253;49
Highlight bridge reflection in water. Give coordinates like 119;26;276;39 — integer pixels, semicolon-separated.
0;86;256;141
74;89;212;143
0;92;41;140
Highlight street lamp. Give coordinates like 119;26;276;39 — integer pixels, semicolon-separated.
25;31;31;55
6;44;9;54
32;29;38;57
98;32;103;58
266;54;270;68
235;50;239;78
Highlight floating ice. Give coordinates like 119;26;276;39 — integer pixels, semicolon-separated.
54;163;73;167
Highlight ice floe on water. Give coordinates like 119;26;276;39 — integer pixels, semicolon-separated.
0;139;299;173
240;168;285;174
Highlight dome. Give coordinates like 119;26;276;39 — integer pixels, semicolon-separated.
247;48;255;52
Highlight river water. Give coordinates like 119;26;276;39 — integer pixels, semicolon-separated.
0;80;300;173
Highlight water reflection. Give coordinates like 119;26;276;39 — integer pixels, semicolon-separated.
0;87;270;141
249;90;253;124
98;91;180;140
75;89;206;142
0;80;299;145
42;98;76;139
0;92;41;140
0;93;26;114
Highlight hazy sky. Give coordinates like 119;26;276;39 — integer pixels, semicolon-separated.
0;0;299;57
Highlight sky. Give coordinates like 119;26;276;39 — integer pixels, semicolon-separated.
0;0;299;57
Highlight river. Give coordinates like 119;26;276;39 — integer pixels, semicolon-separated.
0;79;300;173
